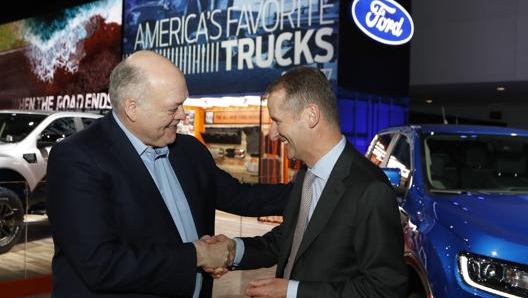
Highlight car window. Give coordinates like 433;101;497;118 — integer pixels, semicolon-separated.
41;117;77;142
366;133;394;166
80;116;98;129
425;133;528;191
0;113;47;142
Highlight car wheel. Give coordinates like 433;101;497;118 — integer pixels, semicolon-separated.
0;188;24;254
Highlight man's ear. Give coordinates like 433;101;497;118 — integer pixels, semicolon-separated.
123;97;138;122
305;103;320;128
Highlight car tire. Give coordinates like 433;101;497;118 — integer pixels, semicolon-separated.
0;187;24;254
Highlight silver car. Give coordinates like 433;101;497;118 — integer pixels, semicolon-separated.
0;109;102;253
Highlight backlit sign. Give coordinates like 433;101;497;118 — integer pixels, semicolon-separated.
123;0;340;95
351;0;414;45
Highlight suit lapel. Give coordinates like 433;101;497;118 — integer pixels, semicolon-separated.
102;114;181;238
294;144;355;263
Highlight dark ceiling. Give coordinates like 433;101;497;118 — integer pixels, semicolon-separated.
410;81;528;105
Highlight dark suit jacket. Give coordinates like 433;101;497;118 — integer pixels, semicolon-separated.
46;113;291;298
238;142;408;298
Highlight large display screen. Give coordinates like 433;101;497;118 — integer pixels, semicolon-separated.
123;0;339;96
0;0;122;111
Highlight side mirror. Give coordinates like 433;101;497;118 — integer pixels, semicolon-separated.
382;167;407;198
383;167;401;187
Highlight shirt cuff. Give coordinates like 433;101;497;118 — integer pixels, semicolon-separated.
287;280;299;298
231;237;245;269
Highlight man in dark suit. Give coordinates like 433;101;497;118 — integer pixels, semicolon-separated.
46;50;290;298
228;66;408;298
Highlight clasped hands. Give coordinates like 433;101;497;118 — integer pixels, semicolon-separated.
193;234;289;297
193;234;235;279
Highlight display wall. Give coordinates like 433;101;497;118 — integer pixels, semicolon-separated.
123;0;339;95
121;0;411;178
0;1;412;296
0;1;122;296
337;0;411;152
338;0;411;98
0;0;122;110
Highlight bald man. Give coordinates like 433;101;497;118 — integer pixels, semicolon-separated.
47;50;291;298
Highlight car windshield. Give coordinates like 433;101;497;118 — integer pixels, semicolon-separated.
424;133;528;193
0;113;47;143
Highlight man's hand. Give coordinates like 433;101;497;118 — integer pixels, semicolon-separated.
193;234;235;270
203;266;229;279
200;234;233;279
245;277;288;298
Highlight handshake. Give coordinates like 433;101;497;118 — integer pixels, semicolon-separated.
193;234;235;278
193;234;289;297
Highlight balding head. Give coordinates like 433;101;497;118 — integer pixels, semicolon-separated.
108;50;189;147
109;50;186;115
127;50;184;78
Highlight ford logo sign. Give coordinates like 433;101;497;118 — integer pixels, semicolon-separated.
351;0;414;45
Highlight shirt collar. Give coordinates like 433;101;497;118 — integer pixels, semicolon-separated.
310;135;346;180
112;111;169;158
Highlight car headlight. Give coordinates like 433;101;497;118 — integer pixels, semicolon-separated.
459;252;528;298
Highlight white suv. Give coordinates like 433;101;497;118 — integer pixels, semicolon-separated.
0;110;102;253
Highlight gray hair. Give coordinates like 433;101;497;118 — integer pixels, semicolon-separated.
108;57;149;114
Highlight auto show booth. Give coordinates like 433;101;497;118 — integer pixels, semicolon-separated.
0;0;412;296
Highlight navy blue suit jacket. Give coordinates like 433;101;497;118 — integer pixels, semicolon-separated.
47;112;291;298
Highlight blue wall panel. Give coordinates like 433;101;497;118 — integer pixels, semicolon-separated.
338;90;409;154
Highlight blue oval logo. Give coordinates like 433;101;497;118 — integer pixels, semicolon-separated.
351;0;414;45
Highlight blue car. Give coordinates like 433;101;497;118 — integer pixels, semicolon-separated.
365;124;528;298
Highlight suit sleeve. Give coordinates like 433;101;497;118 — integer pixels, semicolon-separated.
181;135;293;217
230;170;303;270
236;224;285;270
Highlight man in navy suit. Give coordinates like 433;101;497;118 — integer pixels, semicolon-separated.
228;66;409;298
46;50;291;298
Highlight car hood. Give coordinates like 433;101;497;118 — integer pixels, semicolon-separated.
433;192;528;262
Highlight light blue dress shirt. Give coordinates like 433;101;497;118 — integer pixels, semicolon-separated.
112;112;202;298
